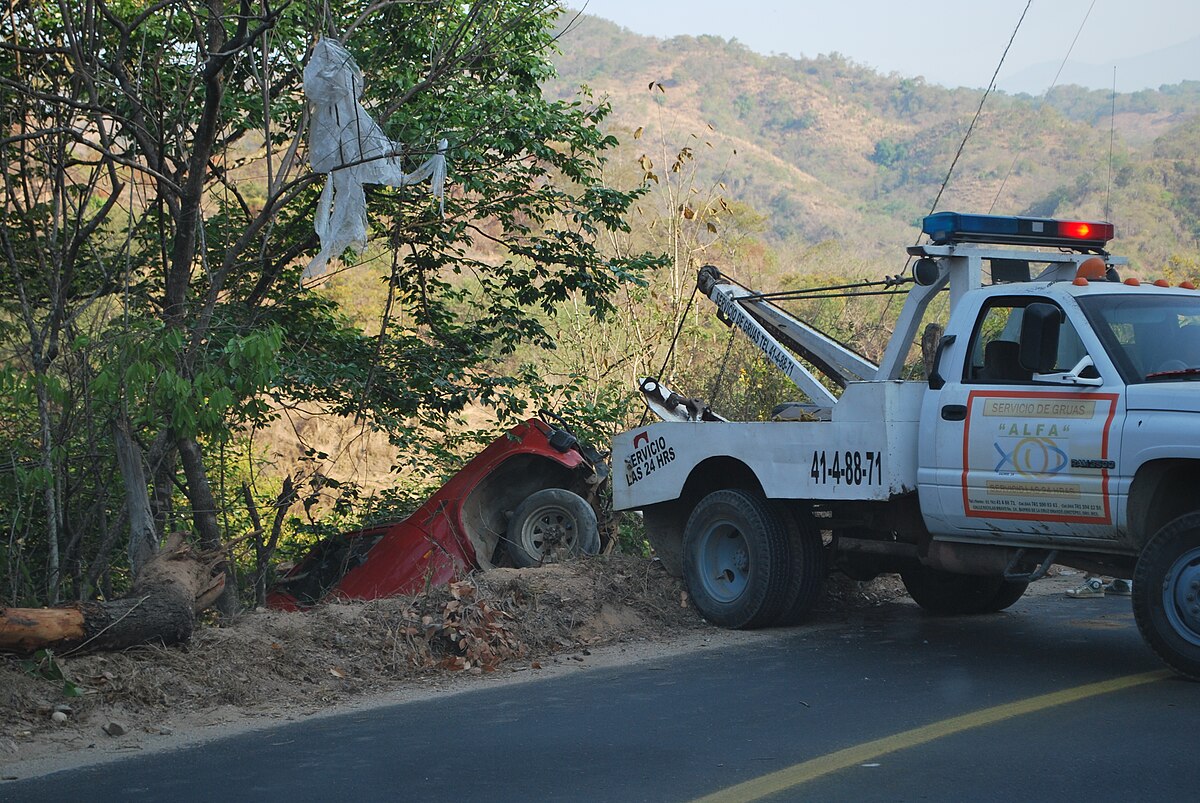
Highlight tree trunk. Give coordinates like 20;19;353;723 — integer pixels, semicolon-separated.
35;379;61;603
0;533;224;654
146;430;176;547
177;435;239;617
114;421;159;576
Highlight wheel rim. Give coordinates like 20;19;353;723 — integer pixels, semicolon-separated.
519;504;579;560
694;518;750;604
1163;545;1200;646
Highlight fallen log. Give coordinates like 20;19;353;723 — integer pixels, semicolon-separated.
0;533;225;654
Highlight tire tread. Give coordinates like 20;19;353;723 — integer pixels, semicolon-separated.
1132;511;1200;681
682;489;790;629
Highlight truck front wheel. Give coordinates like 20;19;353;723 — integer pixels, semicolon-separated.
682;489;789;629
1133;511;1200;680
901;565;1010;615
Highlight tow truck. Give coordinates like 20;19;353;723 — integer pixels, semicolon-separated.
613;212;1200;679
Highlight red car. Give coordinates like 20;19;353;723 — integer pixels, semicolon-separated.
267;414;609;610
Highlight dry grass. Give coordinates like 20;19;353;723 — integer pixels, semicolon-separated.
0;556;698;755
0;558;905;767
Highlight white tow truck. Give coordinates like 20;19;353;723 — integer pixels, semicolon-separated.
613;212;1200;679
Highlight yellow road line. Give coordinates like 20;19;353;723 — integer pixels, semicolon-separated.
694;669;1171;803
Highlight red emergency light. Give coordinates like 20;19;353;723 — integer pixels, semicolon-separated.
923;212;1115;250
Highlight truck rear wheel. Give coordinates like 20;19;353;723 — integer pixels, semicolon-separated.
682;489;789;629
1133;511;1200;680
901;565;1007;615
772;507;826;626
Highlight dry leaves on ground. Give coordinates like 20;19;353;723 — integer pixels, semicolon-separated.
0;556;699;754
0;556;905;766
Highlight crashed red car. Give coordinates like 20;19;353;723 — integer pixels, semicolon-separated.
267;414;609;610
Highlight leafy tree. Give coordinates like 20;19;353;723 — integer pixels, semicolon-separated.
869;138;909;169
0;0;656;607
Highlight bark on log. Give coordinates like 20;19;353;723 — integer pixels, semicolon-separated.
0;533;224;654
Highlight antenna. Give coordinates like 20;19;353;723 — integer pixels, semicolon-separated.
1106;66;1117;221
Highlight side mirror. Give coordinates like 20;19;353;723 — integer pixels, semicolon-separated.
1020;303;1061;374
928;334;955;390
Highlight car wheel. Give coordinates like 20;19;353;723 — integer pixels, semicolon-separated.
682;489;789;629
506;488;600;568
1133;511;1200;680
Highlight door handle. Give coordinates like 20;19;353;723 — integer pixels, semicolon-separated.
941;404;967;421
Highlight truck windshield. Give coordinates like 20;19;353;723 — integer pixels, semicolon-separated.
1078;294;1200;383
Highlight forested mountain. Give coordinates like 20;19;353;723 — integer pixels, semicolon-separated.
548;15;1200;273
3;3;1196;615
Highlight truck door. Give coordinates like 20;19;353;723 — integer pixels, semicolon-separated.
920;296;1124;540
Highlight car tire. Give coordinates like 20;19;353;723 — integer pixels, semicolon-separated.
772;506;826;626
506;489;600;568
984;579;1029;612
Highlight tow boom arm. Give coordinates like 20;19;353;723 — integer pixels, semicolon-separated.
697;265;878;410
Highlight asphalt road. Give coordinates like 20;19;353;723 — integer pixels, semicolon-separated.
6;581;1199;802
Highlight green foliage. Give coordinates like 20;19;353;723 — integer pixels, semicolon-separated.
91;320;283;440
870;138;910;169
21;649;83;698
610;506;651;558
0;1;661;605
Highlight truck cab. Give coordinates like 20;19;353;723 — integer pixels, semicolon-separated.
919;275;1200;550
612;212;1200;680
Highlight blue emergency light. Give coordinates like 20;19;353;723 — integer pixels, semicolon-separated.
922;212;1114;249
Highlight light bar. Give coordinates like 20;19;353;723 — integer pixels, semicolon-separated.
923;212;1114;249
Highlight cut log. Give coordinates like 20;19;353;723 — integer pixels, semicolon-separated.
0;533;225;654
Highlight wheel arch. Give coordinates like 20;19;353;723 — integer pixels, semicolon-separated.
461;453;591;569
1127;459;1200;549
641;457;764;577
505;487;600;568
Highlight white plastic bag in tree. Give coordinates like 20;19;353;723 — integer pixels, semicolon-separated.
303;38;447;278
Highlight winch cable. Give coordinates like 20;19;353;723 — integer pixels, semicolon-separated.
639;285;699;427
661;2;1030;414
711;272;916;312
735;274;914;303
990;0;1096;213
874;0;1031;345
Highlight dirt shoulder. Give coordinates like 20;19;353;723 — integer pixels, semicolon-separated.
0;557;926;780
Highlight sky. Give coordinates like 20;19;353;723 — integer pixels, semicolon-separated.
566;0;1200;94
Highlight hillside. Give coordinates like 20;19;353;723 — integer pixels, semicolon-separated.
548;15;1200;274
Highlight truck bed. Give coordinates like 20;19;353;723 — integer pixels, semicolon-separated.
614;381;924;510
